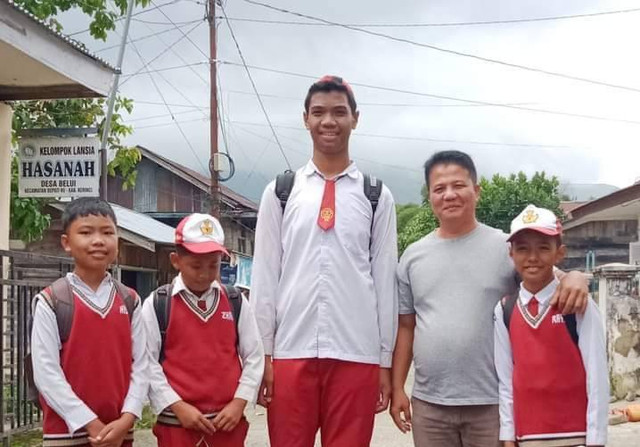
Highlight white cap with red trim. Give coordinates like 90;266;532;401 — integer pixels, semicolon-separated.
508;204;562;242
175;213;229;255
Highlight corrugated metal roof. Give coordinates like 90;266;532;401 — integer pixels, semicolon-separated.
110;203;174;244
6;0;117;72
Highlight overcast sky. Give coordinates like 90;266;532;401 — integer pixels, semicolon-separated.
60;0;640;203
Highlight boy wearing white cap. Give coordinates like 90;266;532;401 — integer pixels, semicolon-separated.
142;213;264;447
494;205;608;447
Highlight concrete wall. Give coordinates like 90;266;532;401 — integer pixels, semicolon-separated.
595;264;640;400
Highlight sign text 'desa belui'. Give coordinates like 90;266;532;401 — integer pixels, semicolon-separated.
18;137;100;198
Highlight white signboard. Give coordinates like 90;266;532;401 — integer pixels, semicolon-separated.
18;137;100;198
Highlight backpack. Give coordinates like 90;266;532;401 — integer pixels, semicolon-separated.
153;283;242;363
275;170;383;240
501;293;579;345
25;277;136;408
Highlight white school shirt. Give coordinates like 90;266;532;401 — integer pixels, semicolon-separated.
31;272;148;434
493;278;608;446
142;274;264;414
251;160;398;367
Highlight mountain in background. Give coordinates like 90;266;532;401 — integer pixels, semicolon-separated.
558;183;620;202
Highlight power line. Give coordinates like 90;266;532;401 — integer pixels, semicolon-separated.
217;60;640;126
121;61;209;77
127;35;210;173
67;0;186;36
219;2;292;170
150;0;209;60
217;7;640;28
131;17;202;25
95;20;203;53
242;0;640;95
119;20;204;87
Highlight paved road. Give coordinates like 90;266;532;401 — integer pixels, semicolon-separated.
135;403;640;447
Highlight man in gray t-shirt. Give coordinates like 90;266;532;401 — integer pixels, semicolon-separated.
390;150;588;447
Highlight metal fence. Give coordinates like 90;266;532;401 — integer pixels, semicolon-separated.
0;249;74;446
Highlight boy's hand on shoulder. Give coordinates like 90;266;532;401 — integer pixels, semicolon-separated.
88;413;135;447
171;400;216;435
212;398;247;432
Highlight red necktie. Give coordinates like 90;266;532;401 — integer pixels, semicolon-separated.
317;179;336;231
528;297;539;317
197;299;207;311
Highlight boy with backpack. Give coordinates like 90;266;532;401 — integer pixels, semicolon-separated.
142;213;263;447
251;75;398;446
30;197;147;447
494;204;608;447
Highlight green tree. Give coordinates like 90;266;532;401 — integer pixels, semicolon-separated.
398;172;564;254
396;203;422;234
9;0;148;242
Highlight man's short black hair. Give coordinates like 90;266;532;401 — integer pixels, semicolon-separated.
304;75;357;115
62;197;117;233
423;150;478;189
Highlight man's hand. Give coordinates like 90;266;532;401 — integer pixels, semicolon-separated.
257;355;274;407
375;368;392;413
171;400;216;435
85;418;106;446
550;270;589;314
212;398;247;432
389;388;412;433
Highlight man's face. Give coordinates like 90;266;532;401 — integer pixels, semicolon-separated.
510;231;565;287
170;251;221;295
427;163;480;226
61;214;118;271
303;91;359;156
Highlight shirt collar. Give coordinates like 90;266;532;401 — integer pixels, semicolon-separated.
172;273;220;301
302;159;359;180
519;277;559;306
67;271;112;293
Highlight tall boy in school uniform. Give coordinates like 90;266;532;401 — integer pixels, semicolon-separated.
251;76;398;447
143;213;264;447
31;197;148;447
494;205;608;447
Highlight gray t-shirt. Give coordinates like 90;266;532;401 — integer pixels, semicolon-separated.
397;223;517;405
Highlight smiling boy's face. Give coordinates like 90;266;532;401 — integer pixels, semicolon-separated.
61;214;118;272
510;230;565;292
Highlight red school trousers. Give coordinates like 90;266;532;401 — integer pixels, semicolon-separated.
153;418;249;447
267;358;380;447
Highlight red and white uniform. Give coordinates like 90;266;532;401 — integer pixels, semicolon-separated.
494;279;608;446
31;273;147;447
142;274;264;447
251;161;398;447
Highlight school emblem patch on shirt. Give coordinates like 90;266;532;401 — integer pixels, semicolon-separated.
119;304;129;315
221;311;233;321
552;314;565;324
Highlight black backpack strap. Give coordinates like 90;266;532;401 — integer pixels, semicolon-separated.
113;280;138;322
275;170;296;212
564;313;579;346
501;293;519;330
363;173;383;217
153;284;173;363
222;285;242;342
50;277;75;344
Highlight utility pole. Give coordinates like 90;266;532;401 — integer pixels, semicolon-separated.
100;0;135;200
208;0;220;217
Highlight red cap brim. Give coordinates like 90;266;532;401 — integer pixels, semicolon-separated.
507;227;561;242
179;241;229;256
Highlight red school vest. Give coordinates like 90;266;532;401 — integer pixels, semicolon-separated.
509;300;587;441
161;289;242;413
41;287;133;445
